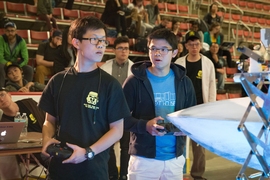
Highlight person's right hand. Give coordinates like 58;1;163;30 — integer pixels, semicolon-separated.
212;54;219;63
18;86;30;92
41;138;60;157
146;116;166;136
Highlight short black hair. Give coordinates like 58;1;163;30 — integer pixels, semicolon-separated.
70;16;107;41
210;3;218;10
148;28;178;50
191;21;199;26
113;36;129;48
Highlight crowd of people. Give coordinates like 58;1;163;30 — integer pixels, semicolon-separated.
0;0;255;180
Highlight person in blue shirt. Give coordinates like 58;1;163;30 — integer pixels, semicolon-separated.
123;28;197;180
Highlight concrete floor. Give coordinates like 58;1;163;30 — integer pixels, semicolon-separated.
186;148;260;180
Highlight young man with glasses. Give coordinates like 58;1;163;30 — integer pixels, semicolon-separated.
175;32;216;180
38;16;130;180
100;36;133;180
123;28;196;180
0;21;33;88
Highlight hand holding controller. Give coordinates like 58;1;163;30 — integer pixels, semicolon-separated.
46;143;73;160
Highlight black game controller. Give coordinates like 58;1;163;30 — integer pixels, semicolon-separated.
156;122;180;134
46;143;73;160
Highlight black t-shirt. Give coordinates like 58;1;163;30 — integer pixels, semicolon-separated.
38;67;130;180
1;100;42;133
36;41;60;62
185;58;203;104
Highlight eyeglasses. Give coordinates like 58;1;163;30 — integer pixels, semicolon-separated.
187;43;200;47
0;92;7;99
115;47;129;51
149;47;173;55
81;38;109;47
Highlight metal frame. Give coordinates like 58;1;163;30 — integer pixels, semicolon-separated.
235;72;270;180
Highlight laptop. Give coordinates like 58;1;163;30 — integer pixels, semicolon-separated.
0;122;24;144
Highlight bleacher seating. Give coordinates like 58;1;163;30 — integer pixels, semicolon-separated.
226;67;238;83
2;0;270;62
216;93;228;101
228;93;242;99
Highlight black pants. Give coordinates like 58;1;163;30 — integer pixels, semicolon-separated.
218;48;232;68
115;14;127;36
108;131;130;179
65;0;74;9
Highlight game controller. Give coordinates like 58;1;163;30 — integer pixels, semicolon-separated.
156;122;180;134
46;143;73;160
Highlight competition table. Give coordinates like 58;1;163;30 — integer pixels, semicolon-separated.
0;132;43;179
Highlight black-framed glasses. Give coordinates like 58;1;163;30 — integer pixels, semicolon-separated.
115;47;129;51
187;43;201;47
81;38;109;46
149;47;173;55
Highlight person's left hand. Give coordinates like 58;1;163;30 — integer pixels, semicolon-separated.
62;143;87;164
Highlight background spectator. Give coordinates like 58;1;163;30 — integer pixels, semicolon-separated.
132;0;152;37
185;21;204;43
4;62;45;92
171;19;183;42
64;0;75;19
151;16;171;33
53;26;76;74
203;43;226;94
145;0;160;28
203;3;222;28
0;22;33;88
100;36;133;180
35;29;62;84
203;22;232;67
175;33;216;180
101;0;127;37
37;0;58;32
172;41;185;62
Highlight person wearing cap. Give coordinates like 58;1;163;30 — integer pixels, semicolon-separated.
37;0;58;31
175;32;216;180
34;29;62;85
4;62;45;92
0;21;33;88
0;87;47;179
185;21;204;43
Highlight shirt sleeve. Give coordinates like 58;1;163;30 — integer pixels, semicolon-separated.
19;39;29;67
36;43;46;56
